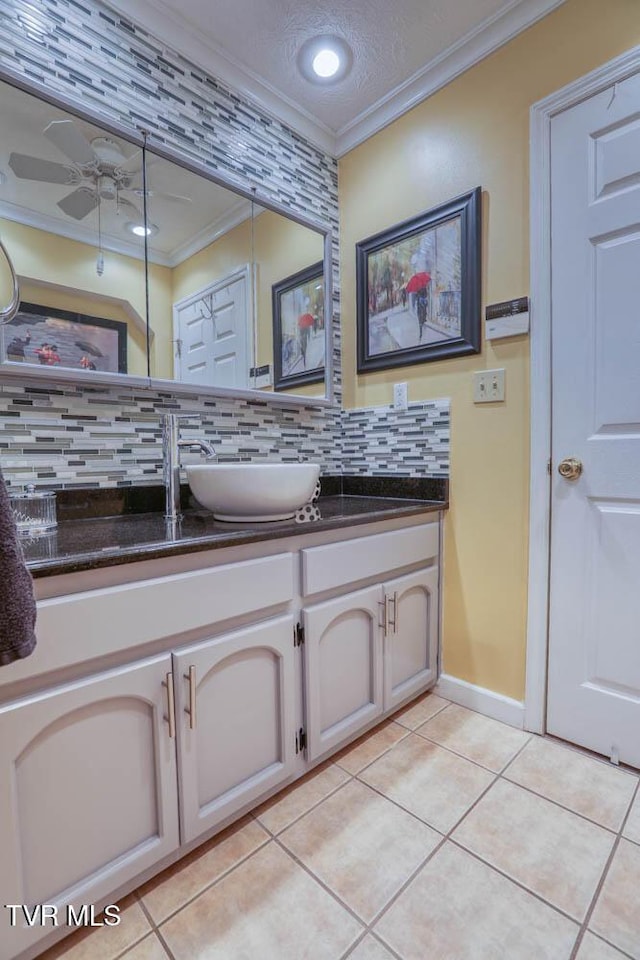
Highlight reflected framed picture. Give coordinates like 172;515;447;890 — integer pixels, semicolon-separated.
0;302;127;374
356;187;481;372
272;261;324;391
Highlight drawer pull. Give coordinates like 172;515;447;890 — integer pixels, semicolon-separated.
378;599;388;637
164;672;176;740
184;665;197;730
388;591;398;633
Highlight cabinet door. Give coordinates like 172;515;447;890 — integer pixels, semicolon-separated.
0;655;179;960
383;566;439;711
175;615;296;843
304;585;383;761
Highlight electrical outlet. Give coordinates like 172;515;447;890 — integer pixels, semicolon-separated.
473;368;505;403
393;382;408;410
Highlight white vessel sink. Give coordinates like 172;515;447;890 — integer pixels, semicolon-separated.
186;462;321;522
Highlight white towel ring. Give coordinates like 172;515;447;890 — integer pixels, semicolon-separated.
0;237;20;325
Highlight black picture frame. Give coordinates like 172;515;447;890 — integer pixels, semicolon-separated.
272;261;325;391
1;301;128;374
356;187;481;373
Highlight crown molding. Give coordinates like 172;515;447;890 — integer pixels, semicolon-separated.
103;0;338;155
334;0;567;155
104;0;566;160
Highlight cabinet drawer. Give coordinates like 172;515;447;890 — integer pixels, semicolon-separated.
0;553;294;690
302;523;439;595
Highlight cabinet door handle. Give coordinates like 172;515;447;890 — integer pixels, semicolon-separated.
164;672;176;739
388;591;398;633
184;665;197;730
378;598;388;637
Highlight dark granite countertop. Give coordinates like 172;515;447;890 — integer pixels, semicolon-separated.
21;476;448;578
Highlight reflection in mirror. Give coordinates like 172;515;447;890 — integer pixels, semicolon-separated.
0;77;148;380
144;146;328;398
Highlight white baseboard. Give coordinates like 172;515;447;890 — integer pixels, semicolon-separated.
435;674;525;729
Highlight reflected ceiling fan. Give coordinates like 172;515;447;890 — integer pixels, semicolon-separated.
9;119;190;221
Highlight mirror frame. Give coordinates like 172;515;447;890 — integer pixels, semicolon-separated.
0;64;335;408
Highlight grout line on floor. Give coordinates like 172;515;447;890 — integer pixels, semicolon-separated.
567;831;626;960
134;830;272;931
333;721;412;778
254;762;357;836
153;925;177;960
447;835;584;929
271;834;369;930
411;724;532;775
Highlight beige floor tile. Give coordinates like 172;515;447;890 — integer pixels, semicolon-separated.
576;932;630;960
139;816;269;923
360;733;493;833
347;935;396;959
334;720;409;774
254;762;350;834
160;842;363;960
374;842;578;960
416;703;530;772
453;779;615;920
590;839;640;959
504;737;637;831
280;779;440;922
119;934;169;960
393;692;450;730
38;895;151;960
623;790;640;845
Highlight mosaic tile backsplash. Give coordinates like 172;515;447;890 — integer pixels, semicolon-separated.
0;0;449;488
0;382;448;490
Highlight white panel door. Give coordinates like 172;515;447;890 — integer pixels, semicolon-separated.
0;655;179;960
303;585;383;761
383;566;439;711
173;269;249;388
547;71;640;767
175;615;296;843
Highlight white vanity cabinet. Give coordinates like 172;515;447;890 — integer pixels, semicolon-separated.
0;655;179;960
173;614;297;842
301;522;440;762
0;511;442;960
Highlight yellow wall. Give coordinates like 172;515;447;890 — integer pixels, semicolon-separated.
339;0;640;700
173;210;324;393
1;218;161;377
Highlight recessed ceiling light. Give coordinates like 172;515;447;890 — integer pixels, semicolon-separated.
312;49;340;79
297;36;352;85
125;221;158;237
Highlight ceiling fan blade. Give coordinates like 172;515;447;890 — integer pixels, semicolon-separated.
44;119;97;165
57;186;99;220
9;152;75;184
127;186;192;204
117;195;143;219
117;148;143;172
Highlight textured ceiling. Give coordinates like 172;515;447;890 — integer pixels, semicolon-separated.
109;0;566;153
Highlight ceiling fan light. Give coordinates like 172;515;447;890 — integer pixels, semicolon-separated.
125;221;158;237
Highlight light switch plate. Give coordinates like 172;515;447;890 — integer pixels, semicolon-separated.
474;368;505;403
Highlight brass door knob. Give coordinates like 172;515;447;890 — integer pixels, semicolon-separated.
558;457;583;480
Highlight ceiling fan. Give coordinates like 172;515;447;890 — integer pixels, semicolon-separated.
9;119;190;221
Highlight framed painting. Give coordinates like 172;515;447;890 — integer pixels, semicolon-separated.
356;187;481;372
0;302;127;374
272;261;324;391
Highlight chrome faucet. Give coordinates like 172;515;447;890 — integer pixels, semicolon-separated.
162;414;216;521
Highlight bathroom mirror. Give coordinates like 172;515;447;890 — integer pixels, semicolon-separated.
0;76;149;381
0;70;334;404
143;142;329;398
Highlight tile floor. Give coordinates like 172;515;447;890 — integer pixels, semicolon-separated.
40;692;640;960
